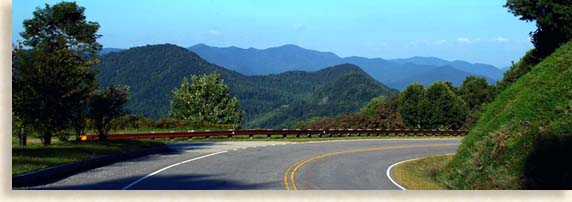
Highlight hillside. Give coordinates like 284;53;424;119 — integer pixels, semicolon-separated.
439;42;572;189
189;43;501;89
247;72;397;128
94;44;397;128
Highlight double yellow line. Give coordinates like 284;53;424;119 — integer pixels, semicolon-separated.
283;143;458;190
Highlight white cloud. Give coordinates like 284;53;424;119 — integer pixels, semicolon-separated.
208;30;222;36
291;23;306;31
456;37;482;44
495;37;509;43
432;40;447;45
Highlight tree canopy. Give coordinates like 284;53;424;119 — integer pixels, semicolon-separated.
505;0;572;58
425;82;468;130
88;85;130;140
398;83;428;128
459;76;495;110
170;74;242;126
12;2;101;145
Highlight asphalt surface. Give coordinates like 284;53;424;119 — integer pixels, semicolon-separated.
28;138;461;190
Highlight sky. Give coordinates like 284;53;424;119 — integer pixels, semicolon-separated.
12;0;536;68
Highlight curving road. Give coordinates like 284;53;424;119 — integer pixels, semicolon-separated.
30;138;460;190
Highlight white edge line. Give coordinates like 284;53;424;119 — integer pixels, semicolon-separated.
122;150;228;190
386;157;424;190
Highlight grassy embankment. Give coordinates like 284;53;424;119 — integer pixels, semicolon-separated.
394;42;572;190
391;154;453;190
440;42;571;189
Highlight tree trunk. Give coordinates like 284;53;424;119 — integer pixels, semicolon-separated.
75;126;83;141
43;131;52;145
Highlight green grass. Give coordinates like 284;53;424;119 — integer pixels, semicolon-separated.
12;140;164;176
392;154;453;190
439;42;572;189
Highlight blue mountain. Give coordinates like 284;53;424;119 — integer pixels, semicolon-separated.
189;44;501;89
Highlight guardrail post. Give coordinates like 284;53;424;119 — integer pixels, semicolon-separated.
267;134;271;139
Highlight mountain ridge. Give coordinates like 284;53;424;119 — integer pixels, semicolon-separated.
188;43;503;89
93;44;397;128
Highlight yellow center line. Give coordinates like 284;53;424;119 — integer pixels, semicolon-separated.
282;143;458;190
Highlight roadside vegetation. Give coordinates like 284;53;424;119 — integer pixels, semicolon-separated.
437;0;572;189
297;75;495;131
391;155;452;190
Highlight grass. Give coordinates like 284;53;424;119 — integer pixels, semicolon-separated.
12;139;164;176
392;154;453;190
440;42;572;189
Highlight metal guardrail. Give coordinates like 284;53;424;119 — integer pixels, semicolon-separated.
80;129;469;141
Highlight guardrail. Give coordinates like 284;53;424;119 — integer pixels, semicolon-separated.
80;129;469;141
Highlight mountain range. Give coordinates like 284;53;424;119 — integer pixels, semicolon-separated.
94;44;397;128
187;44;505;89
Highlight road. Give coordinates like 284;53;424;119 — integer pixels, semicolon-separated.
30;138;460;190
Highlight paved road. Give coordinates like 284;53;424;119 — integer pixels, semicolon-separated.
30;138;460;190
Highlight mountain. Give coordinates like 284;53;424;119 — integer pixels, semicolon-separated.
189;43;342;75
391;56;504;80
99;48;124;55
189;44;502;89
93;44;397;128
385;66;496;90
441;42;572;189
247;71;398;128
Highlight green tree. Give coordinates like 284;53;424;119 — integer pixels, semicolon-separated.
459;76;495;110
505;0;572;58
425;82;468;129
88;85;129;140
360;96;386;116
12;2;101;145
398;83;429;128
170;74;242;125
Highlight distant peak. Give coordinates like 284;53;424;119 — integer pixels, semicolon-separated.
278;44;302;48
191;43;211;48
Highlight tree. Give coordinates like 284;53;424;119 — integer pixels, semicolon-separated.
360;96;386;116
398;83;429;128
425;82;468;129
12;2;101;145
170;74;242;125
459;76;495;110
505;0;572;58
88;85;129;140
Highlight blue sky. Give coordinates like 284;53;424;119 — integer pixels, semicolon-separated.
12;0;536;67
